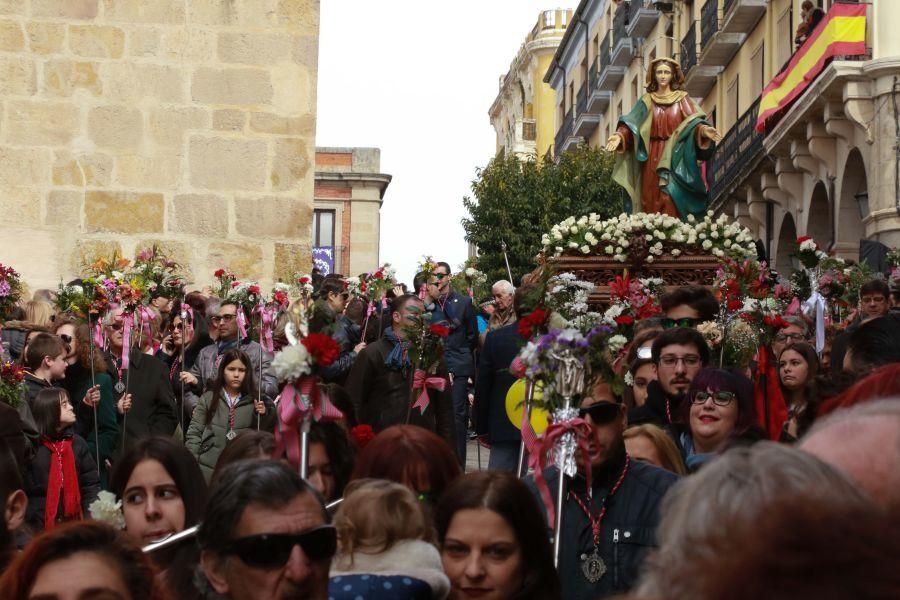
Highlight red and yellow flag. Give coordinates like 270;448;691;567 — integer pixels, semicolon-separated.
756;3;867;132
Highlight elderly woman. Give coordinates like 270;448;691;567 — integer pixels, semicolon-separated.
488;280;516;331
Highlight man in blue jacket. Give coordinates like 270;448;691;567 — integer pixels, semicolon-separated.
426;261;478;466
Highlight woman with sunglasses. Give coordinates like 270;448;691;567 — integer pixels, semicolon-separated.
110;436;207;599
53;316;118;483
156;307;211;434
677;368;762;472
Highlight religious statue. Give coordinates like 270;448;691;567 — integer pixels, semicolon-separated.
605;57;722;220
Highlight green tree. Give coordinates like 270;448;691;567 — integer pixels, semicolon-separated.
462;145;623;285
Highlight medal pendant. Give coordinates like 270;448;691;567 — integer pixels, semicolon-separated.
114;381;126;394
580;549;607;583
226;430;236;441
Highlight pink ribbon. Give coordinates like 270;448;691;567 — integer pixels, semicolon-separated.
509;357;526;379
92;319;105;350
252;304;275;352
237;307;248;339
418;284;427;301
120;313;134;370
273;376;344;468
366;302;376;317
137;306;154;350
528;417;593;526
381;296;388;310
785;296;801;316
411;369;446;415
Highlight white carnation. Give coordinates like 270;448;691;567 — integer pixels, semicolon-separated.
270;344;312;383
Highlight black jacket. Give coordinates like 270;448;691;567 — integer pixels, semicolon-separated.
628;380;684;428
0;401;26;473
473;322;521;444
527;447;679;599
25;432;100;532
345;337;454;446
104;348;178;451
321;314;362;386
428;291;478;376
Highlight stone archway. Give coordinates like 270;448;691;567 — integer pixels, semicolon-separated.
807;180;832;247
776;212;798;276
836;148;867;260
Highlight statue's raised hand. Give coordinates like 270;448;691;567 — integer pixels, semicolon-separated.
605;133;622;152
701;125;722;144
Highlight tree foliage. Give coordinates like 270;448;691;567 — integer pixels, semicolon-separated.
462;145;624;285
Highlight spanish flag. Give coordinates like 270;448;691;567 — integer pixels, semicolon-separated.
756;3;867;132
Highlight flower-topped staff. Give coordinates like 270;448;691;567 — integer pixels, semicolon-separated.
132;246;185;302
270;332;343;476
416;256;438;300
544;272;595;326
402;310;450;420
603;275;663;340
0;264;24;322
357;263;397;340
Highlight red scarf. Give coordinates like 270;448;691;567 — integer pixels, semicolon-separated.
41;437;82;530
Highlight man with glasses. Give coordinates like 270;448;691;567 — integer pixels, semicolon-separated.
629;327;710;427
425;261;478;466
181;300;276;413
770;316;809;359
830;279;891;377
199;460;335;600
528;378;678;599
659;286;718;328
345;294;454;445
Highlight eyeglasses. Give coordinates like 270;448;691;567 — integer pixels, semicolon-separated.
774;333;805;343
108;322;123;331
211;314;237;324
433;273;448;281
218;525;337;569
661;317;700;329
691;390;736;406
59;334;73;344
577;402;621;424
168;322;184;332
659;354;702;368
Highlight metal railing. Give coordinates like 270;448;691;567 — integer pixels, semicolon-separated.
555;111;573;156
627;0;652;27
613;2;629;45
589;58;598;89
723;0;737;18
700;0;719;54
681;21;697;74
708;97;763;204
522;120;536;141
600;30;612;70
576;82;588;116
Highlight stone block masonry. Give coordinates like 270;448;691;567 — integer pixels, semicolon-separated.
0;0;320;290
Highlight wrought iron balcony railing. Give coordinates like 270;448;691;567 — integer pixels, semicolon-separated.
708;97;763;205
681;21;697;74
700;0;719;54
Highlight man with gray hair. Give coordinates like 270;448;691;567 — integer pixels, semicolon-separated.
199;460;335;600
488;279;516;332
799;398;900;509
771;315;809;359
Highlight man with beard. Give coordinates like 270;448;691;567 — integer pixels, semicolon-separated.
528;379;679;598
629;327;710;427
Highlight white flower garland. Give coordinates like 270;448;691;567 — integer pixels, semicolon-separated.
542;211;757;263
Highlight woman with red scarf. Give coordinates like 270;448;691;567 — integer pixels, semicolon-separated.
24;389;99;532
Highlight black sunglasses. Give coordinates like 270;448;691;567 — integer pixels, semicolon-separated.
661;317;700;329
433;273;448;280
578;402;620;424
218;525;337;569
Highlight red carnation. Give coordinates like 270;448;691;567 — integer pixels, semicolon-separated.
273;291;288;306
350;424;375;449
797;236;812;244
360;281;368;292
373;271;384;279
739;313;754;322
614;314;634;326
248;285;261;296
518;308;546;339
298;276;310;284
214;269;226;278
429;323;450;338
763;315;789;330
727;299;743;311
302;333;341;367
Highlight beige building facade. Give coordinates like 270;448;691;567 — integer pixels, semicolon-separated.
0;0;320;290
313;147;391;276
489;8;572;160
547;0;900;272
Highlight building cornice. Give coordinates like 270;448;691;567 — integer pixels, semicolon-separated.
314;171;393;200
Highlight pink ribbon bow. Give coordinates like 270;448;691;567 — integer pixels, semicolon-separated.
92;319;105;351
273;376;344;468
237;307;248;339
137;305;155;351
411;369;446;415
528;416;593;526
252;304;275;352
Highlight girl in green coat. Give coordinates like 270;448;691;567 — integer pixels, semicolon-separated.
185;348;275;480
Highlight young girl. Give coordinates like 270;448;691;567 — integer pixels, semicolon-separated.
186;348;275;481
329;478;450;599
25;388;100;532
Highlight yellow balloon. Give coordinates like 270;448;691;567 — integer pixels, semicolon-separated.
505;379;550;434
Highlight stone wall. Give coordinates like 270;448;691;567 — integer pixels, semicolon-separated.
0;0;319;291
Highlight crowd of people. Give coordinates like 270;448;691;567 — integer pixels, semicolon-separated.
1;261;900;600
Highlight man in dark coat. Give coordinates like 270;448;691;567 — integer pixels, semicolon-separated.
104;308;177;451
528;381;678;599
474;320;522;472
426;261;478;466
345;294;454;447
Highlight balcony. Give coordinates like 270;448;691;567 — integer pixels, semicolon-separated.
707;97;764;209
689;0;743;96
522;119;536;142
680;21;697;75
596;31;626;92
610;3;634;67
588;57;613;112
721;0;766;35
554;110;583;158
574;81;600;137
626;0;659;39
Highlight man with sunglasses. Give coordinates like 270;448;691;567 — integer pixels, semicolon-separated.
629;327;710;428
181;300;277;413
529;380;678;599
425;261;478;466
659;285;718;328
199;460;335;600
